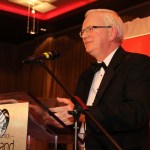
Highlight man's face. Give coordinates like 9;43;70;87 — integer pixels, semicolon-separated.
81;13;110;58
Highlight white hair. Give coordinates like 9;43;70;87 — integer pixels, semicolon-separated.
85;9;124;43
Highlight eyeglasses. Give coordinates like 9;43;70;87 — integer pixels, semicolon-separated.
79;26;112;37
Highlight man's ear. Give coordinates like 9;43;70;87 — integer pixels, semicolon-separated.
109;26;118;41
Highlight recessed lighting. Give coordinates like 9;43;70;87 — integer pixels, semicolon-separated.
40;28;47;31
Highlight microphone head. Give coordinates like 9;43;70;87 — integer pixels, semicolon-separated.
22;50;60;63
46;50;60;60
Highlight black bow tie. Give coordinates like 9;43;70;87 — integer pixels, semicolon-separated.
91;62;107;73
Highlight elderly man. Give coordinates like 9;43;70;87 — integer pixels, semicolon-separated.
44;9;150;150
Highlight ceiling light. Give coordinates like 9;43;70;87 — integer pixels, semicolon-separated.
27;2;37;34
34;2;56;13
9;0;57;13
40;28;47;31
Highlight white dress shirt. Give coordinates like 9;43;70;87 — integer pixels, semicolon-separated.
87;49;117;106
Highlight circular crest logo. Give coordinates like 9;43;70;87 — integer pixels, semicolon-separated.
0;109;9;137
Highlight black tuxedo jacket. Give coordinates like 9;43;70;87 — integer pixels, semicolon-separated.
75;47;150;150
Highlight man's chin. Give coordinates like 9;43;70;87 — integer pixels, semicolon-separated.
86;49;94;55
85;47;92;53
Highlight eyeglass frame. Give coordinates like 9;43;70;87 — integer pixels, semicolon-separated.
79;26;112;37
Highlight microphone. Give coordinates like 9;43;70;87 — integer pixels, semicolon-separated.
22;50;60;63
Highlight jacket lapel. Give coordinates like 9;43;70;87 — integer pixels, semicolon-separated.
93;47;126;106
83;71;95;103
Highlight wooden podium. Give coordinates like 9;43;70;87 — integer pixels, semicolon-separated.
0;92;74;150
0;102;28;150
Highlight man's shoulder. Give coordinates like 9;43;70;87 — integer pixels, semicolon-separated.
125;51;150;63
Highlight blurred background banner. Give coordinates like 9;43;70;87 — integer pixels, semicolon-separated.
122;16;150;56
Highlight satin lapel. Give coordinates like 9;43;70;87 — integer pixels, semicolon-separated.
82;70;95;103
93;66;114;106
93;47;126;106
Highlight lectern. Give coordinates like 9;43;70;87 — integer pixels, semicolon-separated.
0;92;74;150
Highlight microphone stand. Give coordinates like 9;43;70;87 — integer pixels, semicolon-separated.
68;109;80;150
38;60;123;150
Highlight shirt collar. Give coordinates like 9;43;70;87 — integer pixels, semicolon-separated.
97;47;118;67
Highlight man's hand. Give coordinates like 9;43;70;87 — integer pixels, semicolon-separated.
43;97;74;128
